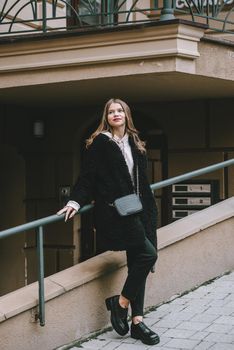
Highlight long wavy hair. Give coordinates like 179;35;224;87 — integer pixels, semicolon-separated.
86;98;146;153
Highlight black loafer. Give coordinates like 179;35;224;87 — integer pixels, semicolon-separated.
131;322;160;345
105;295;129;336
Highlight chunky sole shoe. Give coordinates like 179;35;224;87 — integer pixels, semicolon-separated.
131;322;160;345
105;295;129;336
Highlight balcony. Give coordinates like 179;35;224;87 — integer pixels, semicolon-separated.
0;0;233;38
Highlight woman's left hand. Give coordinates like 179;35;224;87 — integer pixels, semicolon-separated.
57;206;77;222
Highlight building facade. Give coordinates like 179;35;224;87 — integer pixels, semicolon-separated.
0;0;234;296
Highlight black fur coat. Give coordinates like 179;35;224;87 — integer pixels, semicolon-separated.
70;133;157;251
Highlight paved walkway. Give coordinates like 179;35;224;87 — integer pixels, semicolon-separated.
65;271;234;350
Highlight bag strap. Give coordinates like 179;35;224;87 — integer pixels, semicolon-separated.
136;164;140;196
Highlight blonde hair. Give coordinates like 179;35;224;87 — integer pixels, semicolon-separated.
86;98;146;153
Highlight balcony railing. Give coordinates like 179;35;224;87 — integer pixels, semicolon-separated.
0;0;233;37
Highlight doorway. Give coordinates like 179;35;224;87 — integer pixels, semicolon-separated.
0;145;26;295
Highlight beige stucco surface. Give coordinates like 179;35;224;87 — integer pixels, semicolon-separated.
0;21;233;108
0;197;233;350
196;40;234;81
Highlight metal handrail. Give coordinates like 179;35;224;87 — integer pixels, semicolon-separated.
150;158;234;191
0;158;234;326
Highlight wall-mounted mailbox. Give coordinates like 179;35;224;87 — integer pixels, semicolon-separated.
171;180;219;221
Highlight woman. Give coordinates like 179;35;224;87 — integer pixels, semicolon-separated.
57;98;160;346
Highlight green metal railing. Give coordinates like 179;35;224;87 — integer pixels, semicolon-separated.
0;0;233;36
0;158;234;326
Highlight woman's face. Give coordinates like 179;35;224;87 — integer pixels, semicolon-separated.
107;103;126;130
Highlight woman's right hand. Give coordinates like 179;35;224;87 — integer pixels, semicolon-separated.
57;206;77;222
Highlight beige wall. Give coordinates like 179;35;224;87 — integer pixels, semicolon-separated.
228;152;234;198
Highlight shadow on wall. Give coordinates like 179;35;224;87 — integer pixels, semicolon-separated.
0;145;26;295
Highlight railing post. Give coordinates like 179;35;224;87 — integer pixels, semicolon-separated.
107;0;114;25
153;0;159;9
160;0;175;21
37;225;45;326
42;0;47;33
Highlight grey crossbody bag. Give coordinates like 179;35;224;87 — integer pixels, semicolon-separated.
111;165;143;216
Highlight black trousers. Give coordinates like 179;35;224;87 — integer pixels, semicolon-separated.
121;237;157;317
